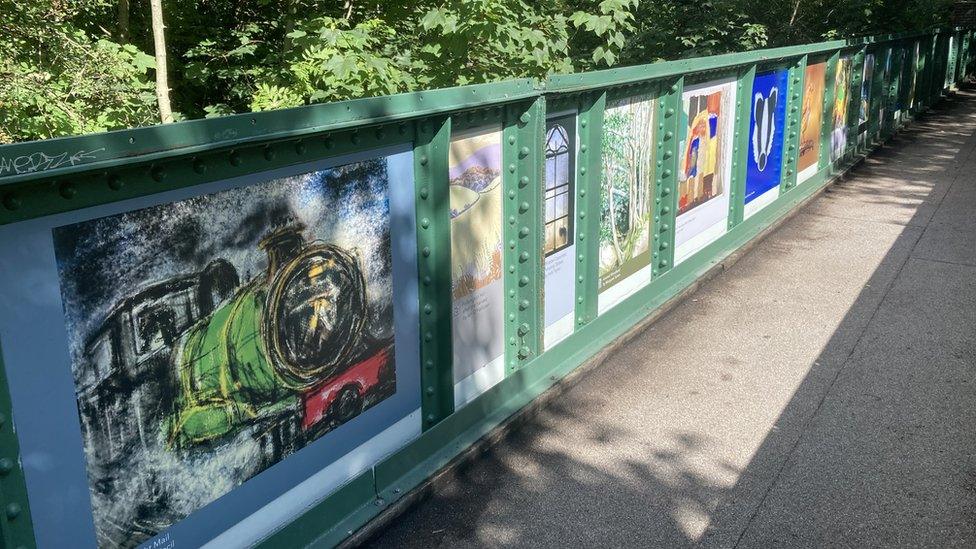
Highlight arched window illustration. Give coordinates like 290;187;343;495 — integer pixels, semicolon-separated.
544;123;574;256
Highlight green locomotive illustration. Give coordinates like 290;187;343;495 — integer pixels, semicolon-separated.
164;224;391;449
56;157;399;549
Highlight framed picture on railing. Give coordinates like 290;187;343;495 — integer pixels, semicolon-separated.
598;93;656;314
675;77;737;264
0;148;423;549
798;61;828;184
744;69;789;218
448;124;506;408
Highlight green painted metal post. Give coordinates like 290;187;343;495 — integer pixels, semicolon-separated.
0;343;34;549
948;31;961;88
652;78;683;276
729;66;756;226
781;56;807;192
574;92;606;327
821;52;840;174
415;116;455;429
503;98;545;373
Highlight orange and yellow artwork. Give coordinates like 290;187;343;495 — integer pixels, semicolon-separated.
798;62;827;175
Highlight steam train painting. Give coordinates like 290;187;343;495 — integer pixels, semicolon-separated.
53;159;397;548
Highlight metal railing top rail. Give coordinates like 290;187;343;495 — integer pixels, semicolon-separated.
0;27;966;189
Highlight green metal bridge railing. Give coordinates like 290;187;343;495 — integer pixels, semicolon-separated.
0;26;971;549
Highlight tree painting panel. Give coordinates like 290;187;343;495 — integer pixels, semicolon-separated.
675;78;736;264
831;57;852;162
860;53;876;128
53;158;398;548
744;69;788;217
798;62;827;181
598;94;655;305
449;126;505;405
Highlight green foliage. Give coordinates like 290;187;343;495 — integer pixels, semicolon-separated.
415;0;575;86
0;0;158;142
0;0;958;143
569;0;639;67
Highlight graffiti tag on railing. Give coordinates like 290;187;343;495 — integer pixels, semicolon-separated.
0;148;106;178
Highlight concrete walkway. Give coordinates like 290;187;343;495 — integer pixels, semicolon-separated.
365;88;976;548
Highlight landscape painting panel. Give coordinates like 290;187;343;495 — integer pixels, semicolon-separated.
599;94;655;303
449;126;505;404
675;78;736;263
54;158;398;548
744;69;788;216
831;57;852;162
798;62;827;180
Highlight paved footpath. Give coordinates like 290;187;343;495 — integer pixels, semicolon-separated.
365;88;976;548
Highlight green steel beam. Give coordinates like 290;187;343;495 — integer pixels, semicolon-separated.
574;92;606;328
729;65;756;227
503;98;546;372
0;342;35;549
781;56;807;192
0;124;414;225
653;78;684;276
415;116;455;429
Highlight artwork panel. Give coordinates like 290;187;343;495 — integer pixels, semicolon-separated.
675;78;736;264
798;62;827;179
745;69;789;211
448;126;505;403
598;94;656;305
830;57;853;162
543;113;577;348
54;158;399;549
0;148;421;549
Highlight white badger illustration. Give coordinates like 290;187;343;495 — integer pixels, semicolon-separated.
752;87;779;172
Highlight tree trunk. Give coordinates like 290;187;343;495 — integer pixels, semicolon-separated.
149;0;174;124
118;0;130;43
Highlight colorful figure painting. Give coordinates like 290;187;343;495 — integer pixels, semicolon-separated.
599;94;655;312
676;78;736;264
860;53;875;128
449;126;505;406
831;57;852;162
744;69;788;218
798;62;827;182
54;159;398;548
544;114;577;346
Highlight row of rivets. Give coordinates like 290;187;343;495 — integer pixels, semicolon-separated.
414;118;448;427
653;81;680;277
2;125;400;218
